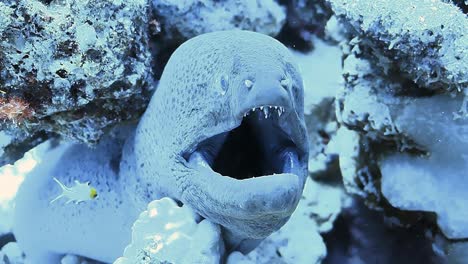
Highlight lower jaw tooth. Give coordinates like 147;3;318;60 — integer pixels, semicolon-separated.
282;150;300;175
189;151;211;169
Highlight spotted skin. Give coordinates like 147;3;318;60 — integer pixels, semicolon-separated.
13;30;308;263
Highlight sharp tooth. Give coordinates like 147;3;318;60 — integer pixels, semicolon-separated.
252;108;255;112
264;107;269;118
189;152;211;169
278;109;282;117
282;149;300;174
274;106;278;110
260;106;264;111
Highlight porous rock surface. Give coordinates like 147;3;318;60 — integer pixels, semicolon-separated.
115;198;224;264
330;0;467;91
332;0;468;245
282;0;333;42
0;0;153;165
152;0;286;44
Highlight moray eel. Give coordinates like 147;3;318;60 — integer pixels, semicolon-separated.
13;30;309;263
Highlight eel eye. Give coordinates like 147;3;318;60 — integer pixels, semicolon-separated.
280;78;290;89
244;79;253;89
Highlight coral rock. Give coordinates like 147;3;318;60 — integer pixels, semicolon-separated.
115;198;224;264
152;0;286;44
0;0;153;165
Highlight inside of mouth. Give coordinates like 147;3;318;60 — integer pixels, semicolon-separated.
187;108;301;180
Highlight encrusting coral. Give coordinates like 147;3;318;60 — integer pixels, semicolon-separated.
330;0;467;91
0;0;153;165
115;198;224;264
331;0;468;252
152;0;286;45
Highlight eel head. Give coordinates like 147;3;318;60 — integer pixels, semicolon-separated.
179;32;309;248
135;31;309;251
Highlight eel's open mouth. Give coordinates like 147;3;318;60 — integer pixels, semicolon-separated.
181;104;306;240
186;105;302;180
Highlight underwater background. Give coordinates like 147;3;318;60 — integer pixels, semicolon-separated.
0;0;467;263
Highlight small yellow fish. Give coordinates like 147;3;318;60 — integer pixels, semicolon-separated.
50;177;98;204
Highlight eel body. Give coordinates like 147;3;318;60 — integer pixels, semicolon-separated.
13;30;309;263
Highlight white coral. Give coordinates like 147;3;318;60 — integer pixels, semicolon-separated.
114;198;224;264
0;242;25;264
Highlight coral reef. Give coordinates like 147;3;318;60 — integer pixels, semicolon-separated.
151;0;286;45
330;0;467;91
278;0;333;49
0;148;37;237
291;38;342;179
0;0;153;165
115;198;224;264
1;0;467;262
331;0;468;250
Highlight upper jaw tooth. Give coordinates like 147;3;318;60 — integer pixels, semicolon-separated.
243;105;285;118
263;107;269;118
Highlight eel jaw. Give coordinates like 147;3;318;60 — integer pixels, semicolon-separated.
242;105;286;118
182;104;306;240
